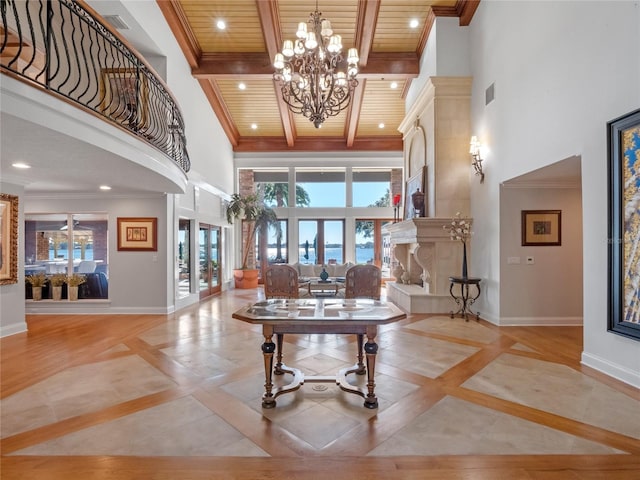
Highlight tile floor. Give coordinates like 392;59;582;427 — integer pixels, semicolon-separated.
1;289;639;458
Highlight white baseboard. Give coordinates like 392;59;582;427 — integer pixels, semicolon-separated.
498;316;583;326
581;352;640;389
0;321;28;337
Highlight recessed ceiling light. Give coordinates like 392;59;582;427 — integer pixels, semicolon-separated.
409;19;419;29
99;185;112;191
238;82;246;90
12;162;31;169
216;20;226;30
378;123;385;129
390;81;398;89
251;123;258;130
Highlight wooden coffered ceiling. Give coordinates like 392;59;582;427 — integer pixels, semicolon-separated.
158;0;479;152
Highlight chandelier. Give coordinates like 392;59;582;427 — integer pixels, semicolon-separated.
273;7;359;128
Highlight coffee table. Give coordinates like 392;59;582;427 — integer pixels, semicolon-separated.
232;298;406;409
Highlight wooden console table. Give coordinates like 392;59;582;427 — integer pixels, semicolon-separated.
232;298;406;409
448;276;481;322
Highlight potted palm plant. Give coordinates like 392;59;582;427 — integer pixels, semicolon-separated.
225;193;279;289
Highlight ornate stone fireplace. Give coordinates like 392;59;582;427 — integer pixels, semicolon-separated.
385;218;468;313
387;76;473;313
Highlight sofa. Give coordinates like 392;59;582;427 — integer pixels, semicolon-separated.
291;262;354;279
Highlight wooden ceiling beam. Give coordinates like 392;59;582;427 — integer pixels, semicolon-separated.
234;135;402;153
354;0;380;67
198;79;240;147
345;79;366;147
192;52;419;79
457;0;481;26
156;0;201;69
257;0;296;147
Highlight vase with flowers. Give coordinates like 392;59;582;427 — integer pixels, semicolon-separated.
49;274;66;300
445;212;472;278
25;272;48;301
65;273;86;301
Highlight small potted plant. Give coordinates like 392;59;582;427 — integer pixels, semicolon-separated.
25;272;47;301
65;273;86;301
49;274;66;301
225;193;280;289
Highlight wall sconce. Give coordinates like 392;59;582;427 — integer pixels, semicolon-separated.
469;135;485;183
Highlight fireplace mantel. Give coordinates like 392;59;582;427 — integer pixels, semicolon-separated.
384;218;470;313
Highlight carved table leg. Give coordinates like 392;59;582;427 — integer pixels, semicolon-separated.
363;329;379;409
355;333;366;374
274;333;284;375
261;333;277;408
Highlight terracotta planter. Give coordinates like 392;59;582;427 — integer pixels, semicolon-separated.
52;286;63;301
68;286;79;301
233;269;259;289
32;286;42;301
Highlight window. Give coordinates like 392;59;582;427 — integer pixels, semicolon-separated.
353;169;392;207
299;220;344;265
178;219;190;297
295;168;345;207
254;169;290;207
24;213;108;299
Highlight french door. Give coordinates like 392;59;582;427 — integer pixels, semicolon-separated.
354;219;392;279
199;223;221;298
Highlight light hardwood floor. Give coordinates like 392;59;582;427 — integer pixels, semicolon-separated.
1;288;639;479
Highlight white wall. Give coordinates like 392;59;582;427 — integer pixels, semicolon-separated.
468;1;640;386
114;0;235;197
0;182;26;336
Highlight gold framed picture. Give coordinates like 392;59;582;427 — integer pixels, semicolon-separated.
521;210;561;246
0;193;19;285
117;217;157;251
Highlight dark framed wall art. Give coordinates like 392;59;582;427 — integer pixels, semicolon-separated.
521;210;561;246
608;108;640;340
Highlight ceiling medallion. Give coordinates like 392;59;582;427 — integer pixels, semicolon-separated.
273;6;359;128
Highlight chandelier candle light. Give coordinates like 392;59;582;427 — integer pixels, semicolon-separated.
273;6;359;128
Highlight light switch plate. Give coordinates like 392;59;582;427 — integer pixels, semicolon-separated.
526;256;535;265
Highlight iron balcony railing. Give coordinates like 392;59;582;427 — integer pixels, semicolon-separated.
0;0;190;172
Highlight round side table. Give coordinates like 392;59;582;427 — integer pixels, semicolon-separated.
448;276;481;322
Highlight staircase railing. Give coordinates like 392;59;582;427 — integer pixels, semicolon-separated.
0;0;190;172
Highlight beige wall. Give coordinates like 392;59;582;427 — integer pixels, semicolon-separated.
499;185;583;322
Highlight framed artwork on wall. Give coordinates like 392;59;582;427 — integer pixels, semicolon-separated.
0;193;19;285
100;68;148;128
404;166;426;219
607;108;640;340
117;217;157;251
521;210;561;246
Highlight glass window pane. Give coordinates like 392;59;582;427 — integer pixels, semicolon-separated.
254;169;290;207
355;220;375;264
299;220;318;264
266;220;287;264
324;220;344;264
353;169;391;207
178;219;190;297
295;168;345;207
